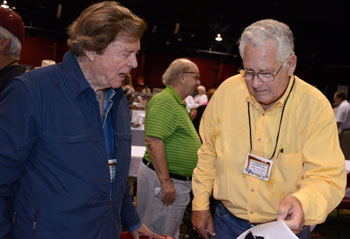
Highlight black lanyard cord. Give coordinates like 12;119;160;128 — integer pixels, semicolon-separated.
248;77;295;159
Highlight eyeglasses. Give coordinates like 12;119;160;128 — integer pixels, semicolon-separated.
239;57;289;82
182;71;200;80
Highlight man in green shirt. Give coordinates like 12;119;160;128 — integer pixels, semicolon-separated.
137;58;202;238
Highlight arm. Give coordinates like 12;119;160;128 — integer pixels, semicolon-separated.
191;210;215;239
146;136;176;206
291;101;346;225
121;183;141;232
130;224;164;239
191;93;219;238
0;79;36;237
192;92;218;212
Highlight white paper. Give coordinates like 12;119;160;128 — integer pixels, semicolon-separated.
237;220;298;239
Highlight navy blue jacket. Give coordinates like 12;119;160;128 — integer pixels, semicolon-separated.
0;51;140;239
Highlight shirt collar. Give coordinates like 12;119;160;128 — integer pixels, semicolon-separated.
165;85;187;108
246;75;295;111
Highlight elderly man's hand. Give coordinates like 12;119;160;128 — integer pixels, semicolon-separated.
191;210;216;239
277;195;305;233
130;224;165;239
160;179;176;206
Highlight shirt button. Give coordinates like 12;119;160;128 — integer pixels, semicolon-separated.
262;113;265;116
258;138;261;141
250;211;254;214
251;189;254;192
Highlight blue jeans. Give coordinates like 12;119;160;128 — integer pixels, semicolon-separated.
212;201;311;239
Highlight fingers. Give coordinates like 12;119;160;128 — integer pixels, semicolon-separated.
161;192;176;206
136;224;165;239
191;210;216;239
278;195;305;234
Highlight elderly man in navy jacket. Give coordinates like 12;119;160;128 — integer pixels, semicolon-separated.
0;2;162;239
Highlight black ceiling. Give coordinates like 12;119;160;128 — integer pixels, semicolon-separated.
7;0;350;70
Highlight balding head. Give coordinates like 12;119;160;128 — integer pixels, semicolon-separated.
162;58;199;86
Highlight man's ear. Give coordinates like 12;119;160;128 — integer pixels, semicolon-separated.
85;50;96;61
287;54;297;76
0;38;11;52
179;72;186;84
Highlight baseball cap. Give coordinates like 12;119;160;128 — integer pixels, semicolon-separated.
0;7;25;43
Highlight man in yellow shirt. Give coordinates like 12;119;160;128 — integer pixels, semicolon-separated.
191;19;346;239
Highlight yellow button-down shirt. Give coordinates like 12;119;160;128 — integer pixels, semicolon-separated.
192;74;346;225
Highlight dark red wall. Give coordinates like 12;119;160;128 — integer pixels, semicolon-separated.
19;36;69;68
19;36;239;90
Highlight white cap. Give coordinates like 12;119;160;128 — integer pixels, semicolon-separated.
41;59;56;67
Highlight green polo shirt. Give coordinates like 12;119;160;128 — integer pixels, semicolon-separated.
144;85;201;177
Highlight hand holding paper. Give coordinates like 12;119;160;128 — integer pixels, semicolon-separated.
277;195;305;233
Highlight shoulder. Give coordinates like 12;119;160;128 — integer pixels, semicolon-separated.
292;76;334;119
293;77;330;107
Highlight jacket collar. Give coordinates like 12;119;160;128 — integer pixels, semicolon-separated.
60;51;123;100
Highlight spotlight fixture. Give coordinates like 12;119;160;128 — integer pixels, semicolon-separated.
215;33;223;42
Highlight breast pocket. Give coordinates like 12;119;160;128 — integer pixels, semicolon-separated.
269;152;303;194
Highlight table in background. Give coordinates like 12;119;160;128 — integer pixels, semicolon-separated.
129;145;146;177
131;109;145;127
131;126;144;146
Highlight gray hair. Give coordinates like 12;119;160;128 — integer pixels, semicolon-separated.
198;85;206;94
238;19;294;62
0;26;22;61
162;58;198;85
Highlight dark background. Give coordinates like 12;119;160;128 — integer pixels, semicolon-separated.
8;0;350;100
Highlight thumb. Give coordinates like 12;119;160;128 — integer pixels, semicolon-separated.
277;206;288;221
208;223;216;236
206;216;216;236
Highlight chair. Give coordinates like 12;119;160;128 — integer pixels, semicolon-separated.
339;130;350;159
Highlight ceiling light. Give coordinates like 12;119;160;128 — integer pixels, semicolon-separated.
215;33;223;42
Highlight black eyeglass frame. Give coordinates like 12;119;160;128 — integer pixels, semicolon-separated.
239;55;291;82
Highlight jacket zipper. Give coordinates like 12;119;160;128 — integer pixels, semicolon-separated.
32;210;39;238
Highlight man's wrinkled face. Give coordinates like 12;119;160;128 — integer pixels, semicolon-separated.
91;37;140;90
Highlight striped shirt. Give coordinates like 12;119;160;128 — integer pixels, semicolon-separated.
144;85;201;177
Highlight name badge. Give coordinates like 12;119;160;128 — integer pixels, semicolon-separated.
108;159;117;182
243;153;273;181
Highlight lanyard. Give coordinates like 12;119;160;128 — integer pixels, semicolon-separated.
248;77;295;159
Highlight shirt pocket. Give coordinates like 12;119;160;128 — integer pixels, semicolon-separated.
268;152;303;194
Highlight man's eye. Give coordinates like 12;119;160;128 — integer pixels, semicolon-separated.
260;72;272;76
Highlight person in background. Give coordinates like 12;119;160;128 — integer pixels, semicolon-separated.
191;19;346;239
142;85;152;95
0;1;162;239
122;73;136;107
0;6;26;92
333;91;350;133
194;85;208;106
185;94;198;113
192;88;216;134
333;91;350;159
137;58;202;239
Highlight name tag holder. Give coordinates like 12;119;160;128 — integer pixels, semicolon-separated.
244;153;273;181
108;158;117;182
